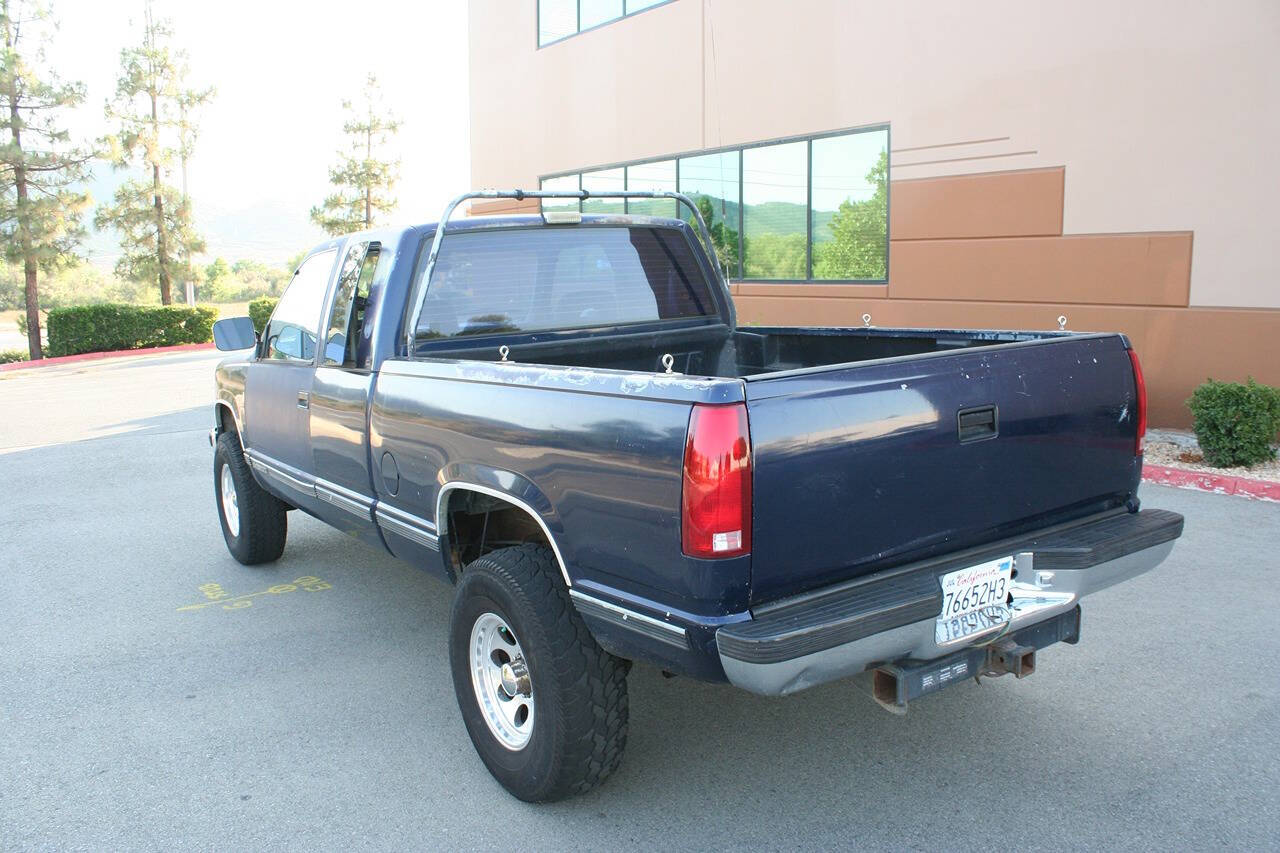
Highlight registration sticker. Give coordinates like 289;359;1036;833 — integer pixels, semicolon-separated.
935;556;1013;645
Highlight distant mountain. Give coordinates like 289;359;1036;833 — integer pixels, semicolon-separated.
196;198;326;265
694;197;839;242
78;169;323;270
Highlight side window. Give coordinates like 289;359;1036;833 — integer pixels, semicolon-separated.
265;249;337;362
322;242;381;368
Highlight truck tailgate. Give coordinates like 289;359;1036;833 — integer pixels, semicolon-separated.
744;334;1142;604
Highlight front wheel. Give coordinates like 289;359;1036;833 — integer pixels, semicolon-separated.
449;544;630;802
214;430;288;565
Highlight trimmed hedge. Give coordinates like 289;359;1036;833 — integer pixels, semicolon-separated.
248;296;278;334
46;303;219;357
0;349;27;364
1187;377;1280;468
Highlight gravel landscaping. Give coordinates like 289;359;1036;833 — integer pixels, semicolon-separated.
1146;428;1280;483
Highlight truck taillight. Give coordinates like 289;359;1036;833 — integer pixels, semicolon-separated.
1128;348;1147;454
681;403;752;558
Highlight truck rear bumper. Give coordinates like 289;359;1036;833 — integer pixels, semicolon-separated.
716;508;1183;696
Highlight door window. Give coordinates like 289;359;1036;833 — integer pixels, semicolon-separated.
265;249;337;362
322;242;382;368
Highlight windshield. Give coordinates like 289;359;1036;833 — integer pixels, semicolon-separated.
413;225;718;340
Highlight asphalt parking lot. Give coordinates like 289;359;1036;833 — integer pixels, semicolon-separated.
2;350;1278;850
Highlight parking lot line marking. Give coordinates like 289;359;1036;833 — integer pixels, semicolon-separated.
177;576;332;612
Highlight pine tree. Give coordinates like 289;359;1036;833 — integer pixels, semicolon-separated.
95;2;212;305
0;0;93;361
310;74;400;236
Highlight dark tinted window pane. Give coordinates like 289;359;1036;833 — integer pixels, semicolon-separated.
540;174;580;211
811;128;889;281
580;0;623;29
266;249;335;361
538;0;577;45
415;226;715;340
678;150;740;276
582;167;625;214
742;141;807;279
626;160;677;217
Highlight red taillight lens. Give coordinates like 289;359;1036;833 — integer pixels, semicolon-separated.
681;403;752;558
1128;348;1147;454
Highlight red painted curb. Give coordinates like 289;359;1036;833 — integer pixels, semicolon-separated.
1143;463;1280;503
0;341;215;372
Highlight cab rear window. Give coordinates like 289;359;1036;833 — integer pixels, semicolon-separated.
413;226;717;340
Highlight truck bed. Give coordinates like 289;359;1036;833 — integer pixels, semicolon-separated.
415;322;1143;605
419;323;1065;380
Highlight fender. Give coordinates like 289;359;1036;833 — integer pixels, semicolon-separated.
213;359;248;441
434;461;572;589
213;399;243;439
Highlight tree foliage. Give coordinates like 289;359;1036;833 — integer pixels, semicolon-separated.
0;0;93;359
688;195;740;274
310;74;400;236
813;149;888;280
95;3;212;304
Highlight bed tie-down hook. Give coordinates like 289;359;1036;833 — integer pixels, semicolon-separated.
661;353;677;374
1057;315;1068;331
499;345;510;362
863;313;873;327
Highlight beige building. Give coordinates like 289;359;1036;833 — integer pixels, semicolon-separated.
468;0;1280;426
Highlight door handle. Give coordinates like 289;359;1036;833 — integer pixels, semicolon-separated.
297;391;310;409
957;405;997;442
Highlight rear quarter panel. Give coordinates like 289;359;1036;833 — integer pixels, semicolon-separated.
369;359;751;615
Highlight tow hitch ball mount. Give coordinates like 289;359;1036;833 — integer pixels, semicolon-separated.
869;606;1081;714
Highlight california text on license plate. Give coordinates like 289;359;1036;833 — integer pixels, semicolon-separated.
935;556;1013;645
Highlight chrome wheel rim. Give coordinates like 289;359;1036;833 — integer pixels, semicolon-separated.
220;463;240;538
469;612;534;750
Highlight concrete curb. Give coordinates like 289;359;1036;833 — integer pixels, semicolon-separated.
0;342;215;373
1143;463;1280;503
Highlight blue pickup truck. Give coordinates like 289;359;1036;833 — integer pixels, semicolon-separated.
209;190;1183;801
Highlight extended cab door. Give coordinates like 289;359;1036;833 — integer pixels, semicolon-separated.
307;240;387;548
243;248;338;509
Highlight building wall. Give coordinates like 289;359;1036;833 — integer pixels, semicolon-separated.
469;0;1280;426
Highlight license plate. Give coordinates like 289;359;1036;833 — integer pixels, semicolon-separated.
935;556;1013;644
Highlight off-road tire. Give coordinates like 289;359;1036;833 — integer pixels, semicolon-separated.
214;430;288;565
449;544;630;802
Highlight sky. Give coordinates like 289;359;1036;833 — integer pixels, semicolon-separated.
45;0;471;267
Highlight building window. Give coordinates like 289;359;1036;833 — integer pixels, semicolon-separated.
579;0;623;30
539;173;579;209
678;151;739;275
581;167;625;214
539;123;889;283
626;159;676;217
538;0;675;47
742;140;808;280
537;0;577;46
811;128;888;281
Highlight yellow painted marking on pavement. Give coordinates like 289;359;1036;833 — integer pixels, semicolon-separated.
177;576;332;612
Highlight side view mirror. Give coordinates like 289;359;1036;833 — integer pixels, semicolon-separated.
213;316;258;351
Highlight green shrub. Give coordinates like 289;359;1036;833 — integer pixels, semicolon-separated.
248;296;278;334
0;349;27;364
1187;378;1280;468
46;303;219;357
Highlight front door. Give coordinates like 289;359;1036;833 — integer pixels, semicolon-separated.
243;247;339;507
308;240;387;547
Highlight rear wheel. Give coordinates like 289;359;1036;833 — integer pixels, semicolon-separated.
449;544;630;802
214;430;288;565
